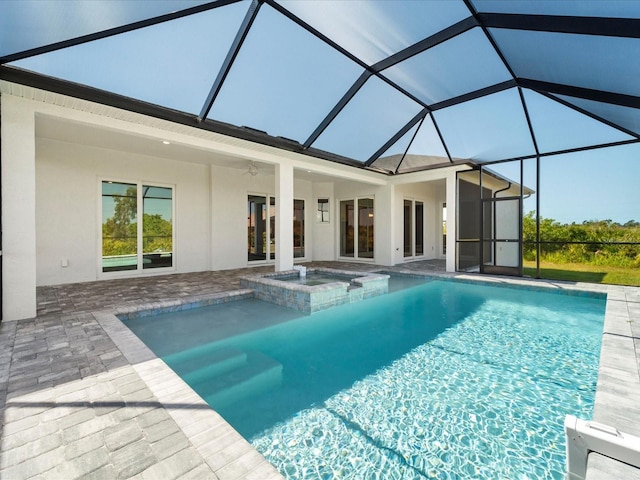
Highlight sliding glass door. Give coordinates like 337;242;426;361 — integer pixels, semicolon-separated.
340;197;374;260
403;199;424;259
247;195;305;263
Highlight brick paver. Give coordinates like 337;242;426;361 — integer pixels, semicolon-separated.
7;260;634;480
2;261;445;479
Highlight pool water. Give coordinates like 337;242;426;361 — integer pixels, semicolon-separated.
124;279;605;479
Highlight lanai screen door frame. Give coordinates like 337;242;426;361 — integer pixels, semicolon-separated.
456;166;525;276
480;195;523;276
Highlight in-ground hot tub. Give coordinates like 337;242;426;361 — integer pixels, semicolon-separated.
240;267;389;313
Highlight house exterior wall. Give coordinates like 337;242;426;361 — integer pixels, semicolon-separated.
0;84;462;320
1;95;38;320
209;166;315;270
393;182;441;265
333;181;389;264
35;138;212;286
311;182;335;261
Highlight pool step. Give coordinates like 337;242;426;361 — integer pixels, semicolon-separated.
176;347;248;385
192;350;283;408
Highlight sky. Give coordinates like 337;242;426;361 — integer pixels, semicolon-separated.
4;0;639;224
489;143;640;224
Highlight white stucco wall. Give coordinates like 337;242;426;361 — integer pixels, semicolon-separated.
311;182;335;261
334;181;389;264
210;166;315;270
1;83;465;319
2;95;38;320
35;138;212;285
393;182;442;265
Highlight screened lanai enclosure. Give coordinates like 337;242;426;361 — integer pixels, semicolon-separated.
1;0;639;303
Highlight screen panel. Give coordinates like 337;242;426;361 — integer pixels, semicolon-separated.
208;5;363;142
11;2;247;114
382;28;511;105
277;0;471;65
523;90;634;153
312;76;423;161
491;29;640;97
0;0;211;59
434;88;535;162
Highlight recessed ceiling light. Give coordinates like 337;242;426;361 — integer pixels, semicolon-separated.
162;140;170;145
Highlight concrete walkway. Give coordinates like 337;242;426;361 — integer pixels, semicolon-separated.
0;260;638;479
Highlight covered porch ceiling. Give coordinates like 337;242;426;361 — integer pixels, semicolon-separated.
1;0;639;174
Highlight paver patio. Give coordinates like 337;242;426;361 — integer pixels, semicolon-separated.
0;260;638;479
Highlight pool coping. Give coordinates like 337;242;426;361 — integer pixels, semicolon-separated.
96;271;640;480
94;290;285;480
239;267;390;312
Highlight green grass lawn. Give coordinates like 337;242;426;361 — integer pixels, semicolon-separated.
523;261;640;286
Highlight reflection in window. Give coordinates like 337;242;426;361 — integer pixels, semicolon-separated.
294;199;305;258
340;198;374;259
442;203;447;255
247;195;306;262
358;198;375;259
102;181;173;272
404;200;412;258
102;182;138;272
142;186;173;269
269;197;276;260
415;201;424;256
317;198;330;223
248;195;268;262
404;199;424;258
340;200;355;258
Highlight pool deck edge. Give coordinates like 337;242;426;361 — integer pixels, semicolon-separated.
1;263;638;480
94;309;285;480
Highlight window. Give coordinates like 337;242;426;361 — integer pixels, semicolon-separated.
404;199;424;258
294;199;305;258
101;181;173;273
247;194;270;262
247;195;305;262
317;198;330;223
340;197;374;259
442;203;447;255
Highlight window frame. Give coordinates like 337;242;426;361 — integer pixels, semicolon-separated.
98;178;176;278
317;197;330;223
247;192;308;264
337;196;375;262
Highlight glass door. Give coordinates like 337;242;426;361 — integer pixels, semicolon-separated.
248;195;268;262
248;195;305;263
340;198;374;259
404;199;424;259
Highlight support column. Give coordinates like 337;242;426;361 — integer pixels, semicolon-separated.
1;95;37;320
376;184;395;266
445;171;456;273
275;162;294;272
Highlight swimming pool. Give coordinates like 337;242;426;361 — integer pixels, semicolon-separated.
124;278;605;479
